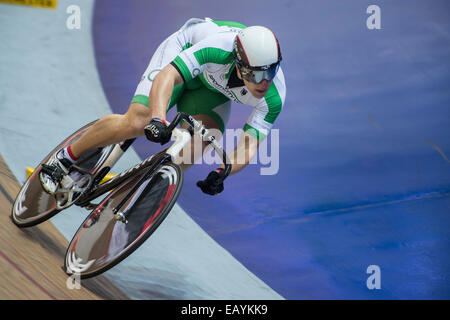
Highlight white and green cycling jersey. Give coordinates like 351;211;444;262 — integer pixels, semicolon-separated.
132;18;286;140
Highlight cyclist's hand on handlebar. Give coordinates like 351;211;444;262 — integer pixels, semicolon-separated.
144;118;172;145
197;168;225;195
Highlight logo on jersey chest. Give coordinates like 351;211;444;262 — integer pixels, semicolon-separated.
207;74;238;102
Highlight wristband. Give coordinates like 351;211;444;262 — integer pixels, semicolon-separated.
215;167;225;174
151;117;167;125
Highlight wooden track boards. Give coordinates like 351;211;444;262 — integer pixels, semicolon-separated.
0;154;128;300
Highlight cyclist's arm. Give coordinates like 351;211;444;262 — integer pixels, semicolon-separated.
219;131;259;176
149;64;184;120
222;77;285;175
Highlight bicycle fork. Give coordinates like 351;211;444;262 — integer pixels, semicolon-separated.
112;152;171;223
113;127;192;223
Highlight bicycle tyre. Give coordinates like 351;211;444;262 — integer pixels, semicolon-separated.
11;120;103;227
64;161;183;279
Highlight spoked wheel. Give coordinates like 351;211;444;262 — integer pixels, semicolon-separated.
64;161;183;279
11;120;109;228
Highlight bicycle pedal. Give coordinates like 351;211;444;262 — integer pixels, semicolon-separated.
54;173;93;210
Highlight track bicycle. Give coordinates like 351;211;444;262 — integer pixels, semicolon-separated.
11;112;231;279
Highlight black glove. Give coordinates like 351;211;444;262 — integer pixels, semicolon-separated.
197;168;225;195
144;118;172;145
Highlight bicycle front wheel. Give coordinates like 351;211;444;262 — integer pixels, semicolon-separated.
64;161;183;279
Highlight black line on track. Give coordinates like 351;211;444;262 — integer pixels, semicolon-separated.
0;184;14;204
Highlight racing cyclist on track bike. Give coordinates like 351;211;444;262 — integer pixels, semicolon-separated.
40;17;286;196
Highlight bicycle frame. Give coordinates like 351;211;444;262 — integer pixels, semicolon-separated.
74;112;231;209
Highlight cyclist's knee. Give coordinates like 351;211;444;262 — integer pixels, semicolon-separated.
125;102;152;136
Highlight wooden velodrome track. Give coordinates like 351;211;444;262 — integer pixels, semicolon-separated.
0;154;128;299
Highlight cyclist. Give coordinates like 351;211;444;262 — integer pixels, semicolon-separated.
40;17;286;196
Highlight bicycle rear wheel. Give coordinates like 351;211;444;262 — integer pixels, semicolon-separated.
64;161;183;279
11;120;108;227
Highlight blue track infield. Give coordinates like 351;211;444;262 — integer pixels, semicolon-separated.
93;0;450;299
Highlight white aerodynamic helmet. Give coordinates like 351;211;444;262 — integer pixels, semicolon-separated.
234;26;282;83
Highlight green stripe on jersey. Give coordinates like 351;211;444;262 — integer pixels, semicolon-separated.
212;20;247;29
131;94;149;107
243;123;267;141
193;47;234;66
263;83;283;124
173;56;193;82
